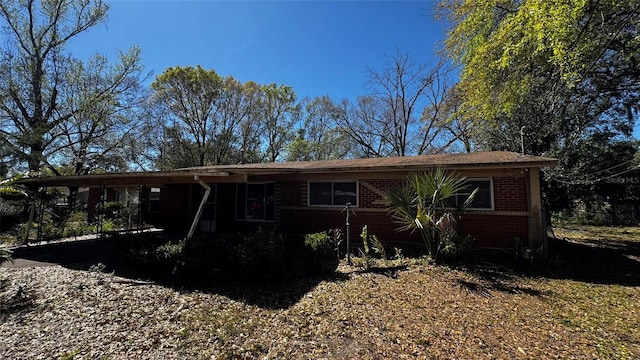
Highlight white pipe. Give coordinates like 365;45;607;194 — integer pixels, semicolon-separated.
187;176;211;240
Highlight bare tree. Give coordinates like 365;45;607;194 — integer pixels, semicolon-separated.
287;96;353;161
335;51;453;157
0;0;144;173
334;96;392;158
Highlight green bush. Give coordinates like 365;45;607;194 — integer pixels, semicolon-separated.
155;237;187;275
229;227;287;280
304;231;339;275
0;201;22;232
98;201;125;219
0;246;12;265
440;232;474;263
360;225;387;260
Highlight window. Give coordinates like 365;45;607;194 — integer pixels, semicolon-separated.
149;187;161;213
309;181;358;207
455;179;493;210
236;183;275;221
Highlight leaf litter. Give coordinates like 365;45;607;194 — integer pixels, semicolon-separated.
0;226;639;359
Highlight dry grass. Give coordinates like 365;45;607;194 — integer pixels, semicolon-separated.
1;225;639;359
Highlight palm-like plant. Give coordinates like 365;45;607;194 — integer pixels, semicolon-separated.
385;167;477;261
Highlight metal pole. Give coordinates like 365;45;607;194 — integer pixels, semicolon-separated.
24;187;38;244
97;185;105;237
520;126;526;155
138;185;143;233
345;202;351;265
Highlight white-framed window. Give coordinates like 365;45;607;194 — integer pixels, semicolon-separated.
308;181;358;207
236;183;275;221
455;178;493;210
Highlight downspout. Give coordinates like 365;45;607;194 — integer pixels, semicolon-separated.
187;176;211;240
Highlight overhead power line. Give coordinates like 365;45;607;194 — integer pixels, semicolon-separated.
543;163;640;185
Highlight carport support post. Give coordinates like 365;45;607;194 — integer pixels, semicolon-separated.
23;187;38;244
187;176;211;240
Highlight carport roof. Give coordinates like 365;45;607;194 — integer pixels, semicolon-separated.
17;151;557;187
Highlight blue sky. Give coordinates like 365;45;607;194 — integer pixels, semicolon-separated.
67;0;446;101
66;0;639;138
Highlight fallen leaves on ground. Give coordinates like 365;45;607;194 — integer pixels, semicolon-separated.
1;226;639;359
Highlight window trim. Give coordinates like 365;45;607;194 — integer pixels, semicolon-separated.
235;182;276;222
307;180;359;208
459;178;494;211
148;187;161;214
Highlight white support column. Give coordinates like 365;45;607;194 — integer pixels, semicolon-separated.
187;176;211;240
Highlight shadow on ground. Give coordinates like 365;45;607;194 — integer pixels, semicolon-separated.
8;238;346;310
466;232;640;287
540;235;640;286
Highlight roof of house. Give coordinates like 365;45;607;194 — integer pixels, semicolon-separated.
180;151;557;173
17;151;557;187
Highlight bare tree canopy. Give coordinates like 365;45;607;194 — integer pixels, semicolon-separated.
334;51;455;157
0;0;146;175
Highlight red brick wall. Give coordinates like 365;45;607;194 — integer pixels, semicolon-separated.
276;176;531;249
493;177;528;211
459;214;529;248
359;179;404;208
279;181;305;206
279;208;420;246
279;209;527;248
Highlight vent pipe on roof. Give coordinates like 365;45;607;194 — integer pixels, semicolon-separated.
520;126;526;155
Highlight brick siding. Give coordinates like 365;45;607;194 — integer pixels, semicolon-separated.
493;177;528;212
277;176;530;249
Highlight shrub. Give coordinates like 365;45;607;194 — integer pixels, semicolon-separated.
0;247;12;265
360;225;387;260
385;168;477;263
155;237;187;275
0;201;22;232
230;227;287;280
304;231;339;275
440;232;474;263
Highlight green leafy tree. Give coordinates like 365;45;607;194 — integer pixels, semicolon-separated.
150;65;225;167
442;0;640;123
148;67;276;168
218;80;264;164
385;168;477;261
287;96;352;161
259;83;299;162
440;0;640;214
0;0;145;174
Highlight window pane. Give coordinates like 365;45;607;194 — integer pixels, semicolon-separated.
149;187;161;213
333;182;357;206
246;184;265;219
466;180;492;209
309;182;332;205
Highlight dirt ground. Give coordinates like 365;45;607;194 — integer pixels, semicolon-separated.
1;226;639;359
